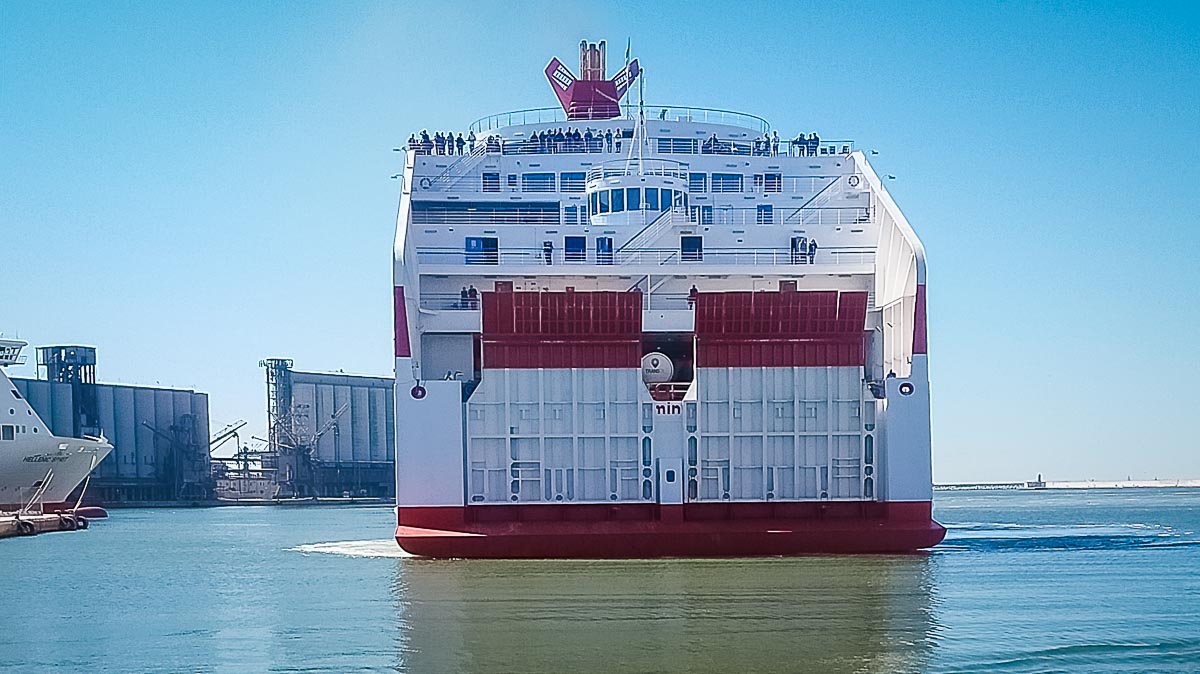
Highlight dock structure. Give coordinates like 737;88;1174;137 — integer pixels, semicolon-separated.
0;512;90;540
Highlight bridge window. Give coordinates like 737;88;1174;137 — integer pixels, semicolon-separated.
522;173;555;192
681;235;703;262
1;425;13;441
564;236;586;261
627;187;641;211
711;173;743;193
688;173;707;193
645;188;660;211
560;172;586;193
598;190;610;214
611;188;625;213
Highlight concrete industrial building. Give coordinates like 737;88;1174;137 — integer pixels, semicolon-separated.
261;359;395;499
12;346;212;503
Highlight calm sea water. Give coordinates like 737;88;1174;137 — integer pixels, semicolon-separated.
2;490;1198;673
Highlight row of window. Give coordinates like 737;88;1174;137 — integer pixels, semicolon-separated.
463;235;704;265
481;172;784;194
590;187;688;216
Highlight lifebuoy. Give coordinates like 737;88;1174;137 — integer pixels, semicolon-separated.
848;175;861;188
418;177;432;190
410;384;427;400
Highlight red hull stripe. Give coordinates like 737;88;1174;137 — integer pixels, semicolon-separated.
395;502;946;558
696;339;865;368
394;286;411;358
913;284;928;355
483;340;640;369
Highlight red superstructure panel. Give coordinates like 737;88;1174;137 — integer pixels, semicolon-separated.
694;290;869;368
481;290;642;368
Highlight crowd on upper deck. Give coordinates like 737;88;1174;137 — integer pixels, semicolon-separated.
406;127;834;158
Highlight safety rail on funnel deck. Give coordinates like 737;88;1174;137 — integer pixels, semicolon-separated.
469;104;772;135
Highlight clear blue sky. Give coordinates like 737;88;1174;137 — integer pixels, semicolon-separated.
2;2;1197;482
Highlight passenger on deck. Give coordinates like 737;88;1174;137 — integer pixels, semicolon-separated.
604;129;613;152
584;129;594;152
459;287;469;309
467;285;479;309
793;236;807;264
792;134;805;156
486;135;501;153
807;133;820;156
467;131;476;152
407;134;417;151
455;133;465;155
542;240;554;265
688;284;699;309
530;131;540;153
772;131;780;156
556;128;566;152
433;132;444;155
808;238;818;264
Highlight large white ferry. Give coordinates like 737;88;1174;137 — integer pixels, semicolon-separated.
392;42;944;557
0;339;112;513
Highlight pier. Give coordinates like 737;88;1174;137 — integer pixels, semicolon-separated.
0;513;90;540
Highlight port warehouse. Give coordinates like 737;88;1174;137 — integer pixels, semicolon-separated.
266;362;396;499
13;346;397;503
12;380;212;503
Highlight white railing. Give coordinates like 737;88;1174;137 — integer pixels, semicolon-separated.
420;293;480;311
469;104;771;135
407;205;870;228
415;246;875;268
586;159;689;183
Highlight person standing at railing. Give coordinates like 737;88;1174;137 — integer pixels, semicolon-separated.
688;284;698;309
605;129;613;153
433;132;444;155
467;285;479;309
808;238;818;264
455;133;465;155
807;133;820;157
542;241;554;265
459;287;469;309
771;131;780;157
792;236;807;264
467;131;476;153
420;130;432;155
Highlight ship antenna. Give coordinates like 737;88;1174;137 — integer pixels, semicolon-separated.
624;38;646;175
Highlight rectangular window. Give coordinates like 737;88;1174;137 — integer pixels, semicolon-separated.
596;237;614;265
764;173;782;193
565;236;587;262
11;388;21;399
612;188;625;213
507;174;518;188
1;425;13;441
712;173;744;193
700;205;713;225
465;236;499;265
757;204;773;224
590;191;599;215
627;187;641;211
563;205;577;226
560;172;586;193
599;190;610;214
645;188;659;211
522;173;555;192
688;173;707;193
681;235;703;262
482;172;500;193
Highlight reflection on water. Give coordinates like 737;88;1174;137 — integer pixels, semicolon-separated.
392;556;938;673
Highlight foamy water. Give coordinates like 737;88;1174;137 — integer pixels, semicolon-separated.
289;539;413;558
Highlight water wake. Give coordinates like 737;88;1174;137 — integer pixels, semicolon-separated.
289;539;413;558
